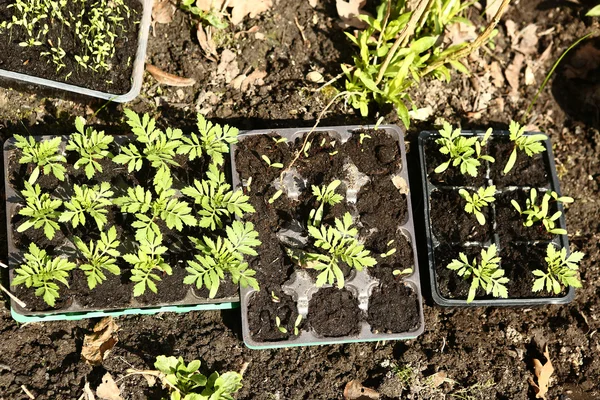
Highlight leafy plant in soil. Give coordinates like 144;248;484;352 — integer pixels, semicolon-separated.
123;230;172;297
532;243;584;294
12;243;76;306
17;181;63;240
13;135;66;183
511;188;572;235
59;182;114;230
446;244;508;303
434;123;494;176
66;117;114;179
459;185;496;225
179;114;239;166
74;226;121;290
154;355;243;400
503;120;547;174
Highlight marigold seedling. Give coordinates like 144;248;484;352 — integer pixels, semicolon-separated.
12;243;76;307
123;230;172;297
446;244;508;303
503;120;547;175
511;188;572;235
268;190;283;204
434;124;494;177
309;180;344;227
393;268;413;276
14;135;66;183
270;291;280;302
275;316;287;334
459;185;496;225
59;182;114;230
74;226;121;290
261;154;284;169
17;181;62;240
294;314;303;335
177;114;239;165
66;116;114;179
272;136;288;144
532;243;584;294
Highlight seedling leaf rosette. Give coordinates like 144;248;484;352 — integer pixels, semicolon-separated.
231;125;425;349
418;129;577;306
3;117;248;322
0;0;152;102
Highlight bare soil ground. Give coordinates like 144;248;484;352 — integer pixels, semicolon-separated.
0;0;599;399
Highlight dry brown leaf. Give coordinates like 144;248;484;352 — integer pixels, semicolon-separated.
515;24;538;55
529;345;554;400
445;22;477;47
196;0;224;12
146;64;196;87
228;0;272;25
426;371;448;388
96;373;123;400
505;19;517;42
152;0;175;25
490;61;504;87
196;23;218;62
505;53;524;95
82;318;119;366
343;380;380;400
525;63;535;85
485;0;503;21
241;70;267;91
217;49;240;83
336;0;368;29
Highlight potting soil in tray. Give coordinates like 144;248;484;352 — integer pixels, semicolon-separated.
0;0;142;94
420;131;575;306
4;134;241;321
232;126;424;348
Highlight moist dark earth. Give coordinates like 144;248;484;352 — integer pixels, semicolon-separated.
0;0;599;399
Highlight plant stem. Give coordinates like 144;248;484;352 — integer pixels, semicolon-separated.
420;0;511;77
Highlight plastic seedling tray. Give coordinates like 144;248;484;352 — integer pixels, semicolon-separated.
3;135;238;323
418;130;575;307
231;125;425;349
0;0;152;103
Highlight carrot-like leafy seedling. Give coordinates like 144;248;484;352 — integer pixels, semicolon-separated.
17;181;62;240
181;163;254;230
14;135;66;183
309;180;344;227
66;116;114;179
74;226;121;290
532;243;584;294
184;221;260;298
503;120;547;175
59;182;114;230
114;167;196;241
177;114;239;166
511;189;572;235
12;243;76;307
434;124;494;177
123;230;172;297
446;244;508;303
459;186;496;225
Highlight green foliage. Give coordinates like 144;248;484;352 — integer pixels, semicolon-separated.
113;109;184;172
181;163;254;231
14;135;66;183
12;243;76;307
434;124;494;177
532;243;584;294
309;180;344;227
459;185;496;225
446;244;508;303
114;167;196;241
154;355;243;400
261;155;284;169
177;114;238;166
17;181;62;240
306;212;376;288
59;182;114;230
123;230;172;297
511;188;573;235
73;226;121;290
179;0;229;29
184;221;260;298
342;0;479;127
66;116;114;179
586;4;600;16
503;120;547;174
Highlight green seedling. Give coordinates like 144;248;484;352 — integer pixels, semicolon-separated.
123;230;172;297
359;133;371;144
532;243;584;294
246;176;253;193
14;135;66;183
294;314;303;335
459;185;496;225
587;4;600;16
393;268;413;276
303;141;312;157
511;188;573;235
272;136;288;144
503;120;547;174
329;151;338;156
309;180;344;227
59;182;114;230
66;116;114;179
275;316;287;334
181;163;254;230
184;221;261;298
446;244;508;303
74;226;121;290
177;114;239;165
261;155;284;169
180;0;229;29
17;181;62;240
268;190;283;204
154;355;243;400
381;239;396;258
12;243;76;307
270;291;280;302
434;124;494;177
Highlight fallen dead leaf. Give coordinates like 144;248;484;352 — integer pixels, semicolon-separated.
391;175;409;195
525;63;535;85
217;49;240;83
228;0;272;25
81;317;119;366
534;42;553;73
196;0;223;12
529;345;554;400
445;21;477;47
485;0;503;21
514;24;538;55
240;70;267;92
408;106;433;121
234;25;260;38
196;23;218;62
343;380;380;400
336;0;368;29
96;373;123;400
426;370;449;388
146;64;196;87
152;0;175;25
490;61;504;87
505;53;524;96
505;19;517;42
